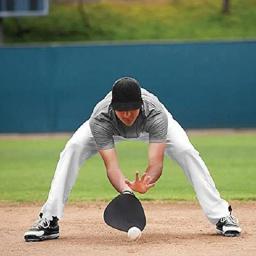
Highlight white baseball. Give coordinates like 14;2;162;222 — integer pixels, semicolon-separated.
127;227;142;241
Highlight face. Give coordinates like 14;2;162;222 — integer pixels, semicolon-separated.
115;109;140;126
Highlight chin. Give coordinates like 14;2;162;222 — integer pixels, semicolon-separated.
122;122;131;127
123;121;135;127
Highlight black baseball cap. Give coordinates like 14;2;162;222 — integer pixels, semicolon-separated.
111;77;143;111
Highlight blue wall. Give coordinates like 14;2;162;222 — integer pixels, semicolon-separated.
0;41;256;133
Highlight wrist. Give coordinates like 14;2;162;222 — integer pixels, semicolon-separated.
122;190;134;196
121;184;133;194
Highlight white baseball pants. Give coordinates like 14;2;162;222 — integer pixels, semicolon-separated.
40;112;229;224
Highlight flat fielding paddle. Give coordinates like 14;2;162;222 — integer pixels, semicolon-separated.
103;193;146;232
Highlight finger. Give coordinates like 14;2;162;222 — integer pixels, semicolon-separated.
125;179;132;186
135;172;139;182
141;173;147;182
146;183;155;189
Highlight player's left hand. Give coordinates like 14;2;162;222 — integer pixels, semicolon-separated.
125;172;155;194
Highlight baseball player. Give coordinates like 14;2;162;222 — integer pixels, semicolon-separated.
24;77;241;242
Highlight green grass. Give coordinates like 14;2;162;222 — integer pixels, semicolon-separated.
0;133;255;202
2;0;256;43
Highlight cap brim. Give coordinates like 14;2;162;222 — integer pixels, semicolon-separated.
112;102;142;111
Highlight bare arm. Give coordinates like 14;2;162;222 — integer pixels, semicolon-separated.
145;142;166;183
125;142;166;193
99;148;132;193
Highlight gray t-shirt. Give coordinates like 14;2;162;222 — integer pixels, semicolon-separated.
89;88;168;150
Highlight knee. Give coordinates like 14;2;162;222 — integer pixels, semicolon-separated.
165;140;196;156
60;142;84;158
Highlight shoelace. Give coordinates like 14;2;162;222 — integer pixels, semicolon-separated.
220;215;238;226
32;217;50;229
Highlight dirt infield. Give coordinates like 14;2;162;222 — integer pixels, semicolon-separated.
1;201;255;256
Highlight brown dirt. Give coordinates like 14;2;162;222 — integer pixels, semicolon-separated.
1;201;255;256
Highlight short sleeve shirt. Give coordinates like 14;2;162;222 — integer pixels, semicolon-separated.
89;88;168;150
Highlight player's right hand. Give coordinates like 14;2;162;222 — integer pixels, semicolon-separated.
125;172;155;194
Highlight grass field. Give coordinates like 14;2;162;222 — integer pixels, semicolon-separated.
3;0;256;43
0;132;255;202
